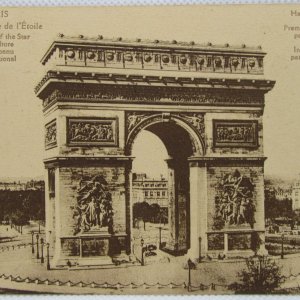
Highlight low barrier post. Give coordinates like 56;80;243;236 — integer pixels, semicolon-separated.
187;259;195;292
141;238;145;266
46;243;50;270
159;227;162;249
198;237;202;262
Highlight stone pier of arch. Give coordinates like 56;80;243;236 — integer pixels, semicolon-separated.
35;35;275;266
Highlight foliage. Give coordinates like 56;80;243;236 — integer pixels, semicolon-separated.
133;202;168;224
229;255;283;294
0;190;45;225
265;189;294;221
251;231;262;255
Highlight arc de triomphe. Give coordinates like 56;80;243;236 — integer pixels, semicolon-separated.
35;35;275;266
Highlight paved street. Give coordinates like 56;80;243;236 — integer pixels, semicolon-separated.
0;222;44;248
1;223;300;294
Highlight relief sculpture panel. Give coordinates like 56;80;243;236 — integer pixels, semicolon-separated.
73;175;114;235
213;120;258;148
213;169;256;230
45;119;57;149
67;118;118;146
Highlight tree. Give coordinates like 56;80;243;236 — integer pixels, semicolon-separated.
10;209;29;226
0;190;45;224
150;203;160;223
133;202;151;229
230;256;283;294
157;208;168;225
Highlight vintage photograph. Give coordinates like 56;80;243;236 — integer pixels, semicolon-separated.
0;4;300;294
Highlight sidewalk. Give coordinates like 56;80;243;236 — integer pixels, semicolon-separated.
0;222;44;249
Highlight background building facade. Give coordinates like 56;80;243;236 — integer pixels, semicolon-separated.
132;173;168;208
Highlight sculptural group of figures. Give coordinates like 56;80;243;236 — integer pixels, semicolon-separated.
216;125;254;142
215;170;255;228
69;122;114;142
73;175;113;234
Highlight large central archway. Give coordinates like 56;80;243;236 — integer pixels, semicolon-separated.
126;113;204;254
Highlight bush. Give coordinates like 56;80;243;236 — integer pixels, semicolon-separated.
229;255;283;294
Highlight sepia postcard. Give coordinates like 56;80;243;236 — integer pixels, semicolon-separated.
1;4;300;295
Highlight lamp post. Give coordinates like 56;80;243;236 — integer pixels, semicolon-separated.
46;243;50;270
38;222;41;234
159;226;162;249
36;234;39;259
40;238;44;263
281;233;285;259
198;237;202;262
141;238;145;266
31;231;35;254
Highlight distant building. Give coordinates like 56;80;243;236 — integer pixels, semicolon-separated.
292;175;300;210
264;179;292;201
132;173;168;208
0;180;45;191
25;180;45;191
0;182;26;191
275;187;292;201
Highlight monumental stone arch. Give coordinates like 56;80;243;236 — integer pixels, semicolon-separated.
35;34;275;266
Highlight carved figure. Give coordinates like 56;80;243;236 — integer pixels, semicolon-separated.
214;170;255;229
182;113;204;131
45;122;56;146
73;175;113;234
127;113;145;132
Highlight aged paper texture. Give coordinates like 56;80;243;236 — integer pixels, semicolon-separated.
0;5;300;295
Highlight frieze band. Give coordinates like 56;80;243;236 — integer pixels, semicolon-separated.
42;85;264;110
45;119;57;149
67;117;118;147
213;120;258;148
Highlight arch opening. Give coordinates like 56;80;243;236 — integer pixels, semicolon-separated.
130;120;197;255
